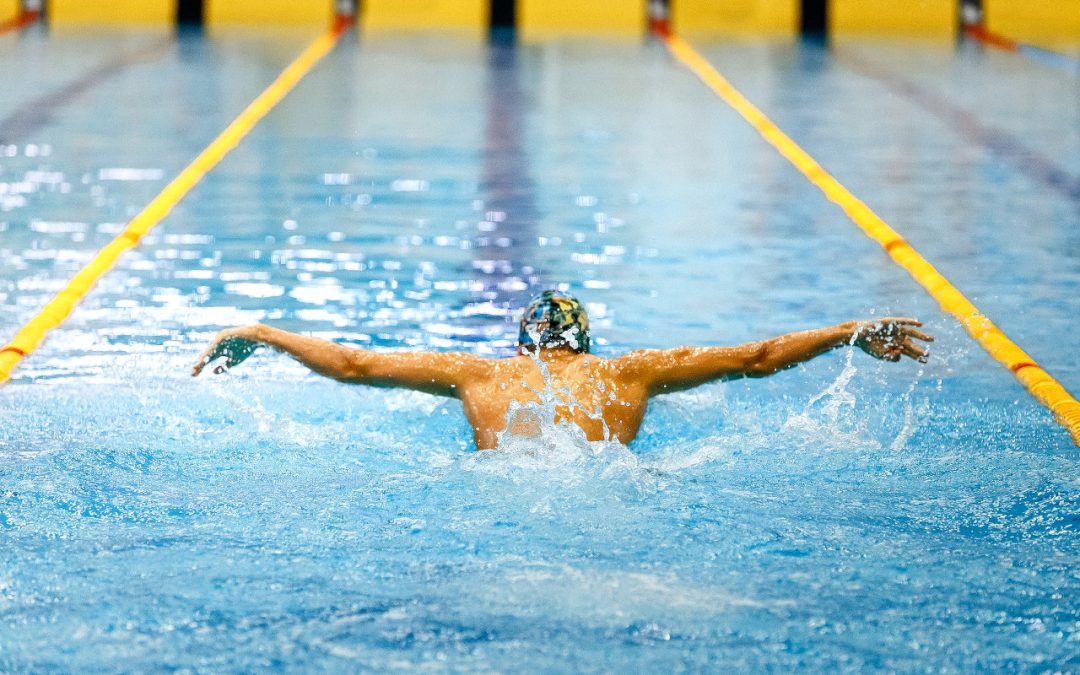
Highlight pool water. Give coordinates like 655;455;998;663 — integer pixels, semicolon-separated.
1;25;1078;671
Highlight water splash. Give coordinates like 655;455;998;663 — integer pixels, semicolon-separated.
497;345;612;447
891;370;929;451
454;346;653;505
781;349;880;450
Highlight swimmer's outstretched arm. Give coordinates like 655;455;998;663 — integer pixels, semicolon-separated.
192;324;484;397
617;317;933;395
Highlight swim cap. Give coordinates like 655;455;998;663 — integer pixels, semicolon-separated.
518;290;590;353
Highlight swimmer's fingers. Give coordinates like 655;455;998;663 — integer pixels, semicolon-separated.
193;344;230;377
897;325;933;363
192;335;233;376
868;337;928;363
877;316;922;328
884;344;903;362
902;328;934;344
900;339;929;363
192;341;222;376
874;346;902;363
856;318;933;362
192;332;260;376
868;317;932;340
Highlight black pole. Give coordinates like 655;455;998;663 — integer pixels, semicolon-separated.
800;0;827;35
490;0;514;30
176;0;204;26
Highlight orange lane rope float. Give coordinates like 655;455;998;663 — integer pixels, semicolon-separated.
0;8;39;34
659;31;1080;446
0;15;350;384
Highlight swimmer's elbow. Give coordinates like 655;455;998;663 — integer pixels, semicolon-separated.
742;341;778;378
337;358;396;387
336;349;376;383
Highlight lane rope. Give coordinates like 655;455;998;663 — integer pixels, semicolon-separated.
659;31;1080;446
965;24;1080;76
0;15;350;384
0;9;38;34
964;24;1020;52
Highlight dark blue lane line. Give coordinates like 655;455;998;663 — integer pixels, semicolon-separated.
0;38;173;144
836;47;1080;204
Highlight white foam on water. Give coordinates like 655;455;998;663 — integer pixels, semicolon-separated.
648;439;734;472
781;350;881;451
891;371;930;451
455;346;648;485
460;560;792;625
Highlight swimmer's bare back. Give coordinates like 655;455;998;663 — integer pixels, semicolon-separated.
192;318;932;450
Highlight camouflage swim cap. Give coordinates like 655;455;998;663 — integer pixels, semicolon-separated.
518;290;590;353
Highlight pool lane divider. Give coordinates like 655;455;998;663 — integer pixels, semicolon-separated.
964;24;1020;52
0;9;38;34
0;15;350;385
965;24;1080;76
659;32;1080;446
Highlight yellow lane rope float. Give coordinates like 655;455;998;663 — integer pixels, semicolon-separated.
0;16;350;385
661;32;1080;446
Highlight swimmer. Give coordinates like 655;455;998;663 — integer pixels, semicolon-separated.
192;290;933;450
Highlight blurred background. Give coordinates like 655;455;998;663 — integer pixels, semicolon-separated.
1;0;1077;47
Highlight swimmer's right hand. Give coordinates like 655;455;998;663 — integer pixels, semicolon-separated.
192;325;264;376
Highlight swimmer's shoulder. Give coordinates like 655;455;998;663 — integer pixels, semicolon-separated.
589;350;664;389
594;349;654;372
474;353;532;378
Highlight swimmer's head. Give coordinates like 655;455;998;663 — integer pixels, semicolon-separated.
518;290;590;353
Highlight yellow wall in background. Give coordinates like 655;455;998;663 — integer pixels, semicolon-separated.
985;0;1080;43
49;0;175;25
1;0;21;24
206;0;334;25
830;0;956;37
518;0;646;39
362;0;486;31
672;0;798;35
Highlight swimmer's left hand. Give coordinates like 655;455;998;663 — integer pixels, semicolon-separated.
854;317;934;363
192;325;263;376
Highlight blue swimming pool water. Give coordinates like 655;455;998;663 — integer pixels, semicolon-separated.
1;25;1078;671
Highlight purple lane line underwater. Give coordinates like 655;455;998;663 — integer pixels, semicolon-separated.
836;47;1080;203
0;38;173;144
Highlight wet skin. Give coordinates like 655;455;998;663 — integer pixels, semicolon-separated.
193;318;933;450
